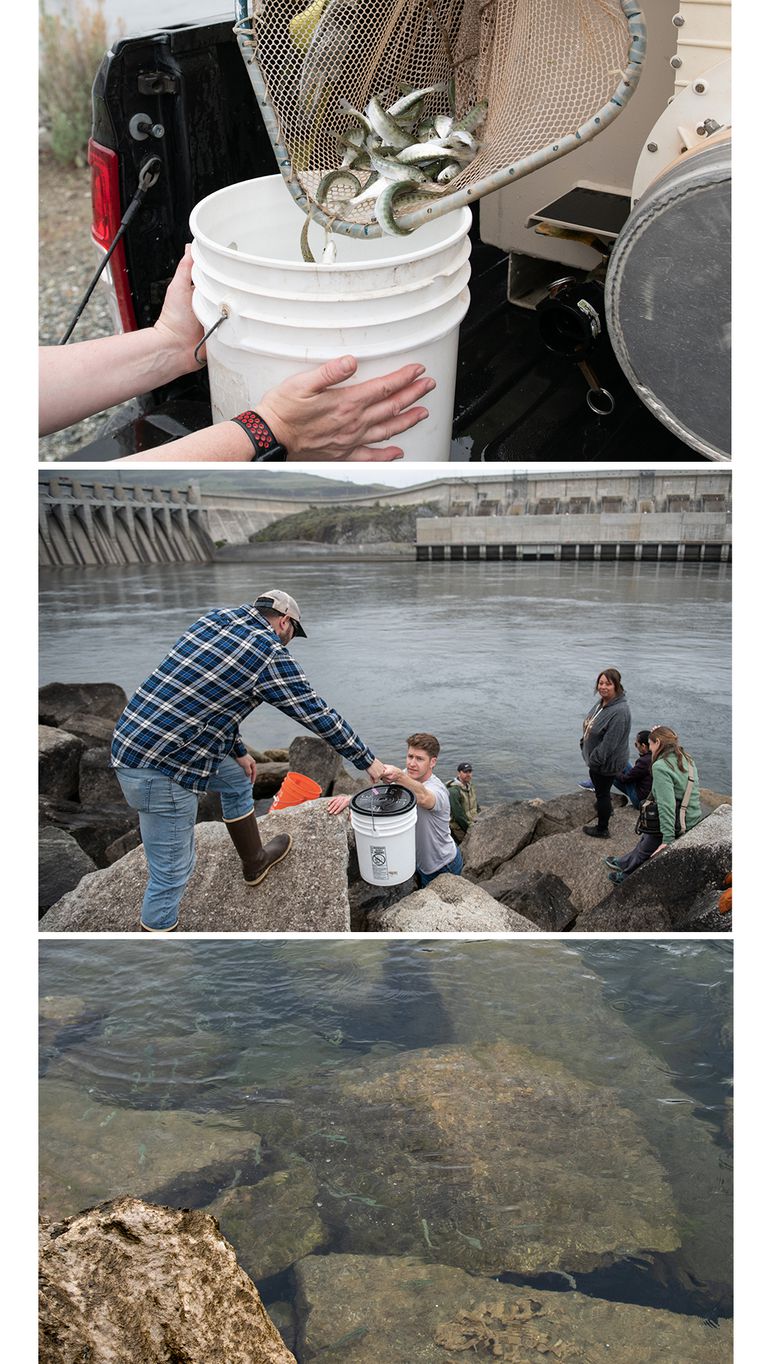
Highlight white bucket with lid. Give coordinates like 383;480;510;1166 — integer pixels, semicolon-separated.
350;784;418;886
189;176;472;460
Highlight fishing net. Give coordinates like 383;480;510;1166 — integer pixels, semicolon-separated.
234;1;645;238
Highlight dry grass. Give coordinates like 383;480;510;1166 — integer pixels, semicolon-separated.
39;1;110;166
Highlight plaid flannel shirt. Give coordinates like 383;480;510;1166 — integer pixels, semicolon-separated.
111;604;375;792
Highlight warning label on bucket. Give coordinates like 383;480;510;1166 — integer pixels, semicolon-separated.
370;845;389;881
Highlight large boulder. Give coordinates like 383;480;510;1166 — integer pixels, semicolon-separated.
39;796;139;868
287;735;344;793
40;800;352;933
39;826;97;912
252;761;290;799
282;1040;679;1278
348;876;415;931
39;1197;297;1364
39;681;128;728
502;804;639;915
529;788;626;841
460;801;541;880
330;769;370;798
103;828;142;863
39;726;84;801
577;805;733;932
39;1079;259;1220
368;875;537;933
478;865;577;930
78;747;125;806
58;713;116;749
209;1164;327;1282
294;1254;731;1364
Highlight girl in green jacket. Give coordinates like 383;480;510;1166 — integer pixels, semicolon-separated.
605;726;702;883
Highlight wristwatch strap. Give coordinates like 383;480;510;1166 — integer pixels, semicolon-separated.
232;411;287;462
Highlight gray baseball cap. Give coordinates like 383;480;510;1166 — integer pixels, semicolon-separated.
255;590;307;637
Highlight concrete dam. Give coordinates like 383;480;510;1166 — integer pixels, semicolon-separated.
39;478;215;568
39;470;731;568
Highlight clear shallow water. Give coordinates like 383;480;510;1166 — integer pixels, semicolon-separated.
38;559;732;800
39;939;733;1337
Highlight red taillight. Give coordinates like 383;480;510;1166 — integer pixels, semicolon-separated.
88;138;138;333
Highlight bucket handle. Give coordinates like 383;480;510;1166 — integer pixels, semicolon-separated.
195;304;230;365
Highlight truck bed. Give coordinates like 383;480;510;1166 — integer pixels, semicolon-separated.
64;16;694;463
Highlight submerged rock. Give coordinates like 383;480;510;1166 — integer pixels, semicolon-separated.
209;1162;326;1282
39;1079;259;1220
294;1253;731;1363
40;801;352;932
280;1040;679;1276
430;942;733;1306
39;1196;297;1364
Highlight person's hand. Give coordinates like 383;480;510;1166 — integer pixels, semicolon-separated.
256;355;436;461
380;764;404;784
153;245;204;376
366;758;386;783
651;843;668;857
327;794;351;815
235;753;258;782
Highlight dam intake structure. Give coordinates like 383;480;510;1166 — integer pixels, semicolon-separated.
39;479;216;568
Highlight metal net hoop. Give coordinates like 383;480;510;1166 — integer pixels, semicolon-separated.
235;1;646;237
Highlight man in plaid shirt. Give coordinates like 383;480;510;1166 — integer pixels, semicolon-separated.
112;589;385;931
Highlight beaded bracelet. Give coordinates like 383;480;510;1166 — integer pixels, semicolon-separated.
231;411;287;461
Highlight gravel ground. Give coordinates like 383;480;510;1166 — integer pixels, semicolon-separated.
39;150;130;460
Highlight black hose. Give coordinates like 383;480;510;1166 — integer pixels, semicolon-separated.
58;156;162;345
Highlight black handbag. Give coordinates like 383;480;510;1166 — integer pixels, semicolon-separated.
636;767;695;838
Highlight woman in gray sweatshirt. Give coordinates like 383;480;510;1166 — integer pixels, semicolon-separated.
580;668;631;837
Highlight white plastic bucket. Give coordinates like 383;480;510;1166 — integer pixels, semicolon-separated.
350;785;418;886
189;176;473;461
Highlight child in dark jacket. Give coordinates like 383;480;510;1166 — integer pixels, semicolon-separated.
612;730;653;808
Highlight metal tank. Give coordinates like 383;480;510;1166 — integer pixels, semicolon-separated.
604;134;730;460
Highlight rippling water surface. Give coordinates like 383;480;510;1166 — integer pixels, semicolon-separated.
39;939;732;1349
39;559;732;799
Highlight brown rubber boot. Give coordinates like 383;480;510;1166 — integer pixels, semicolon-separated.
224;811;292;885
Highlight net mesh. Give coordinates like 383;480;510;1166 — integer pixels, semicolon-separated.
237;1;639;234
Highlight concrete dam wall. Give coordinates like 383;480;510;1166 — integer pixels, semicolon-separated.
40;479;216;568
416;511;732;562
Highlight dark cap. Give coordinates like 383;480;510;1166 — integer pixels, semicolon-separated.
457;762;473;773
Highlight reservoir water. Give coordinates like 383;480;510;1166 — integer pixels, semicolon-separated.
39;559;732;800
39;938;733;1353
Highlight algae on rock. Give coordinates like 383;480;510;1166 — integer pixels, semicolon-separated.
273;1040;680;1276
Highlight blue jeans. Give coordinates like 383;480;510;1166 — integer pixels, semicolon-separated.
416;847;464;888
612;774;641;809
115;757;254;929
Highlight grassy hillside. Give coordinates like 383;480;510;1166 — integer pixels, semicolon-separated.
251;503;439;544
38;469;393;500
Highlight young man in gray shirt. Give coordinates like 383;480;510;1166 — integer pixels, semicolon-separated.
380;733;463;887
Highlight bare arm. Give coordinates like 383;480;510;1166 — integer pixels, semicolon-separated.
41;249;435;462
39;247;201;436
